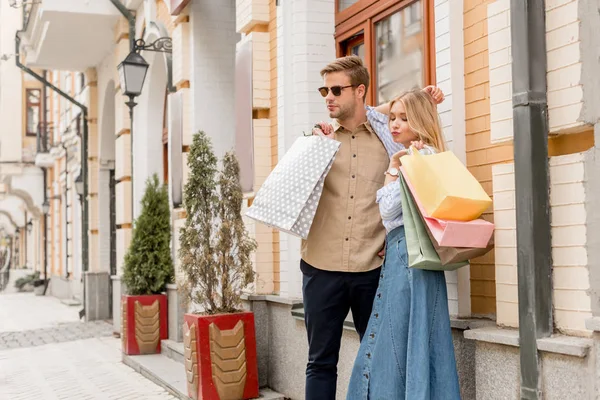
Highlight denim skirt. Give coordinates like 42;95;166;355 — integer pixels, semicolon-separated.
346;226;461;400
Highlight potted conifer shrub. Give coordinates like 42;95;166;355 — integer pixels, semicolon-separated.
121;174;173;355
179;132;259;400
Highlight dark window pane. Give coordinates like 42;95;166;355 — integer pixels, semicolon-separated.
375;1;424;105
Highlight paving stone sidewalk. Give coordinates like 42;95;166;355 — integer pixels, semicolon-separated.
0;320;114;350
0;336;177;399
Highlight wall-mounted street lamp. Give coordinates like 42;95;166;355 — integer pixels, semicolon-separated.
26;219;32;233
8;0;40;7
117;36;172;219
42;200;50;215
74;173;84;200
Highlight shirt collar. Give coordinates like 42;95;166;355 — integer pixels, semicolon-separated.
332;119;374;135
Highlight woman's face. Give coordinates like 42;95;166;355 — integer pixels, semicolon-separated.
389;100;418;147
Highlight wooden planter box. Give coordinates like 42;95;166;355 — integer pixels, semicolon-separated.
121;294;168;355
183;312;259;400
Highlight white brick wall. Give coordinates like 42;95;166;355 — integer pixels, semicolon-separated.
435;0;469;317
487;0;585;138
488;0;513;144
492;154;592;334
546;0;583;132
172;21;191;87
115;181;131;226
115;135;131;180
116;227;131;276
190;0;238;160
236;0;269;34
179;88;193;147
277;0;335;299
238;32;271;109
97;169;111;273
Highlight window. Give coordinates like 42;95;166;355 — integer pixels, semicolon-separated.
162;89;169;184
335;0;435;105
338;0;360;11
26;89;41;136
375;5;423;104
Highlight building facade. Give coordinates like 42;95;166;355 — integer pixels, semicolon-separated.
3;0;600;398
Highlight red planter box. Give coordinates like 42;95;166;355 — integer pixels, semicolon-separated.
183;312;259;400
121;294;168;355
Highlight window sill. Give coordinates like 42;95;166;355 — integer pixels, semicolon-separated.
464;327;592;358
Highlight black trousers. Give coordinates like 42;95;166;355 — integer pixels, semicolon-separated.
301;259;381;400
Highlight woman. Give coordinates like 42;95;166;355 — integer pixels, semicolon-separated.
318;88;460;399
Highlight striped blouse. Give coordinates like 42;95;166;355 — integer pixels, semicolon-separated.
365;106;437;233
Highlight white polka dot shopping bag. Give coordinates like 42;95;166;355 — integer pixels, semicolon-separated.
246;135;341;239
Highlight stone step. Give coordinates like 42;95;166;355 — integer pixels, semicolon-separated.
161;339;184;365
60;298;82;307
124;347;286;400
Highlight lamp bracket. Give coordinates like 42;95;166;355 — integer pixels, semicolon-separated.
134;37;172;54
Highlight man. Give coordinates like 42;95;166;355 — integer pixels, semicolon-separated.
301;55;443;399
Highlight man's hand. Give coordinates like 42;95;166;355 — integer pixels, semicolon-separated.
423;86;445;104
378;243;386;258
312;122;335;139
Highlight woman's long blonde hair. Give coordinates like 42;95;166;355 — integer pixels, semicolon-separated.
389;88;447;152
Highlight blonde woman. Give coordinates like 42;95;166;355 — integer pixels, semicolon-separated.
344;89;460;399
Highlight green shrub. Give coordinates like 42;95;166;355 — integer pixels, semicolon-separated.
122;174;174;295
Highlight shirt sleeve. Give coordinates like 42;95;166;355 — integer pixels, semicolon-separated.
376;181;403;222
365;105;405;157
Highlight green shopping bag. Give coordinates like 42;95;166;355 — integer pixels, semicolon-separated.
399;175;468;271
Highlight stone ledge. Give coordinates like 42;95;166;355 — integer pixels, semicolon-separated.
464;327;520;347
537;336;592;358
585;316;600;332
242;293;303;306
465;327;592;358
291;304;493;333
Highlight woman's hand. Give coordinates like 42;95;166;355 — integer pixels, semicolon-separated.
409;140;425;152
423;86;445;104
390;149;409;168
312;122;335;139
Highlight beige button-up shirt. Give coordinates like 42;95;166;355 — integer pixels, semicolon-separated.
301;120;390;272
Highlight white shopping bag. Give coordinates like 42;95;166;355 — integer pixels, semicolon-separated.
246;135;341;239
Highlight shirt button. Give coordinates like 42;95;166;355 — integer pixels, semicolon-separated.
350;195;354;199
364;373;369;379
352;135;356;139
348;216;351;220
345;238;349;241
352;175;355;178
353;154;357;158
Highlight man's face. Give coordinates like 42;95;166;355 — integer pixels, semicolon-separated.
321;72;363;121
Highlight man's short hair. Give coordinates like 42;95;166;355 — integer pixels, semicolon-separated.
320;56;370;100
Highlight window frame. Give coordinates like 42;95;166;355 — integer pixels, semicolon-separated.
25;88;42;137
335;0;436;106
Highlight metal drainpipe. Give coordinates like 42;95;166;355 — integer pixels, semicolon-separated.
41;71;49;295
510;0;553;399
61;143;69;279
15;33;90;318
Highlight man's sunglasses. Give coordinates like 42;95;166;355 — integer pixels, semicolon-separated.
318;85;356;97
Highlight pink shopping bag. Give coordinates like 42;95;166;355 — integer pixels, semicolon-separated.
400;167;494;249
